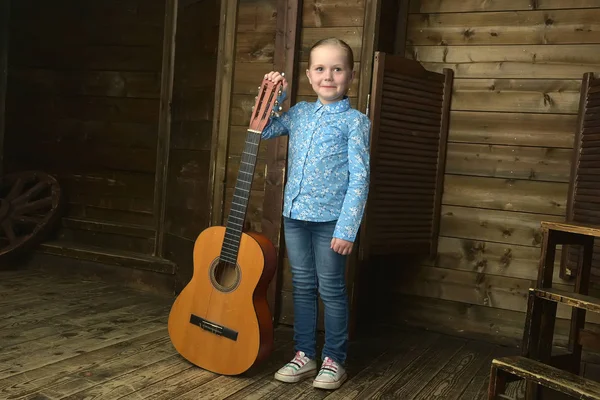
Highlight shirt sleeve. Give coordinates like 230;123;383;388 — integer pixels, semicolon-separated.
333;114;371;242
261;91;291;140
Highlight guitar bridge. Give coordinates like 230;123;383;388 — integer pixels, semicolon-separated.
189;314;238;341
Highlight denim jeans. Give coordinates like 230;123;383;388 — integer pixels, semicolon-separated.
283;216;349;364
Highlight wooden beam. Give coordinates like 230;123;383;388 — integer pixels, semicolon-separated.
349;0;382;340
356;0;380;115
153;0;178;257
265;0;302;324
0;0;9;178
208;0;238;226
394;0;410;55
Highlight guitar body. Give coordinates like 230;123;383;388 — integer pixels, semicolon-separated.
168;226;277;375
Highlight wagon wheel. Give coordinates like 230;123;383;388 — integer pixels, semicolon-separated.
0;171;64;261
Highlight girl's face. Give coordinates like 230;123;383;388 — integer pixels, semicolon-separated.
306;44;355;105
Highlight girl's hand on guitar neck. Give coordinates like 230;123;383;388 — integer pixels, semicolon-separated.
265;71;288;100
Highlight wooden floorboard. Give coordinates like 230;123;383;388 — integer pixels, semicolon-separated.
458;345;515;400
0;267;530;399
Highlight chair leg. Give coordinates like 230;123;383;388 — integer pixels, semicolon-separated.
526;380;541;400
568;236;594;374
522;290;542;358
488;365;507;399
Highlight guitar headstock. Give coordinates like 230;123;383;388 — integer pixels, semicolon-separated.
248;78;283;133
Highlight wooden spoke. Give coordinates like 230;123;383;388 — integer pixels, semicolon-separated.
2;221;16;244
11;215;43;225
12;181;49;205
5;177;25;201
14;196;53;215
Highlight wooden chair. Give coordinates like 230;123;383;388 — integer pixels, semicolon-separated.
488;222;599;399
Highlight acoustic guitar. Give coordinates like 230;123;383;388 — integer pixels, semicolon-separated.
167;78;282;375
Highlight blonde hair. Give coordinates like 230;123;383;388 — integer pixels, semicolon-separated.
308;38;354;69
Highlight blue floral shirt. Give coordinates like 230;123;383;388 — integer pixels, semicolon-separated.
261;96;371;242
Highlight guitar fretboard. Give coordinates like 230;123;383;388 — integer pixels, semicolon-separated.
220;130;261;264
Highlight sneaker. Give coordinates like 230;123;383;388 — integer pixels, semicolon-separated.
313;357;347;390
274;351;317;383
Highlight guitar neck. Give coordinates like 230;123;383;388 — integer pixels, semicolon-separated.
220;129;262;264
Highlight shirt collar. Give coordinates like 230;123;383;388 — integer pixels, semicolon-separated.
313;96;351;114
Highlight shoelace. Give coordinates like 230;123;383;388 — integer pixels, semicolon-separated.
319;357;338;375
289;351;308;368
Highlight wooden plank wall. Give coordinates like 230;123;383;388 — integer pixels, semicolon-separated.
391;0;600;345
5;0;166;253
0;0;8;175
222;0;367;325
223;0;278;233
164;0;220;286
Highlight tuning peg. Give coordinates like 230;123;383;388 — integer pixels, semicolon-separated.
281;73;285;77
252;106;255;111
274;101;278;105
278;106;283;111
278;90;282;95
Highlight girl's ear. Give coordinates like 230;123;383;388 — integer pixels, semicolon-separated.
306;68;311;84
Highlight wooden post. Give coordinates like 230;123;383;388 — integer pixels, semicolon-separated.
0;0;9;178
153;0;178;257
263;0;302;323
208;0;238;227
357;0;379;115
349;0;382;339
394;0;410;56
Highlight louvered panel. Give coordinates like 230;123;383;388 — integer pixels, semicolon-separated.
384;75;444;95
374;178;436;188
563;73;600;281
360;53;452;258
379;127;442;142
379;139;439;153
371;215;433;224
381;98;442;119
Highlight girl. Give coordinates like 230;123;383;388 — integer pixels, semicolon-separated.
261;38;371;390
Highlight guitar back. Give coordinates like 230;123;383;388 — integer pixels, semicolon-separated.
167;78;282;375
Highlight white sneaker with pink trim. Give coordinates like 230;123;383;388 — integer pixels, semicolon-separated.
274;351;317;383
313;356;347;390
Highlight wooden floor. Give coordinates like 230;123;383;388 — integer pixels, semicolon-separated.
0;267;527;400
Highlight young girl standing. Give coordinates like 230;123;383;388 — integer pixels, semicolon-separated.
261;38;371;390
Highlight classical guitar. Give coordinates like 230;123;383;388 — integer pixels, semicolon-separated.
167;78;282;375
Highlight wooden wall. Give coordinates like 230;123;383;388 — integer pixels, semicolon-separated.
164;0;220;287
0;0;7;171
389;0;600;346
222;0;278;233
3;0;219;291
5;0;165;253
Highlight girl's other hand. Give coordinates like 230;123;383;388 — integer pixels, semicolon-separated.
331;238;353;256
265;71;288;94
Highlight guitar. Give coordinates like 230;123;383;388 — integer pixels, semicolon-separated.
167;78;282;375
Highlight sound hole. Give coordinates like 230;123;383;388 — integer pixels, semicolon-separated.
210;259;241;292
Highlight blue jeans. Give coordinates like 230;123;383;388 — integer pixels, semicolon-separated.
283;216;349;364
